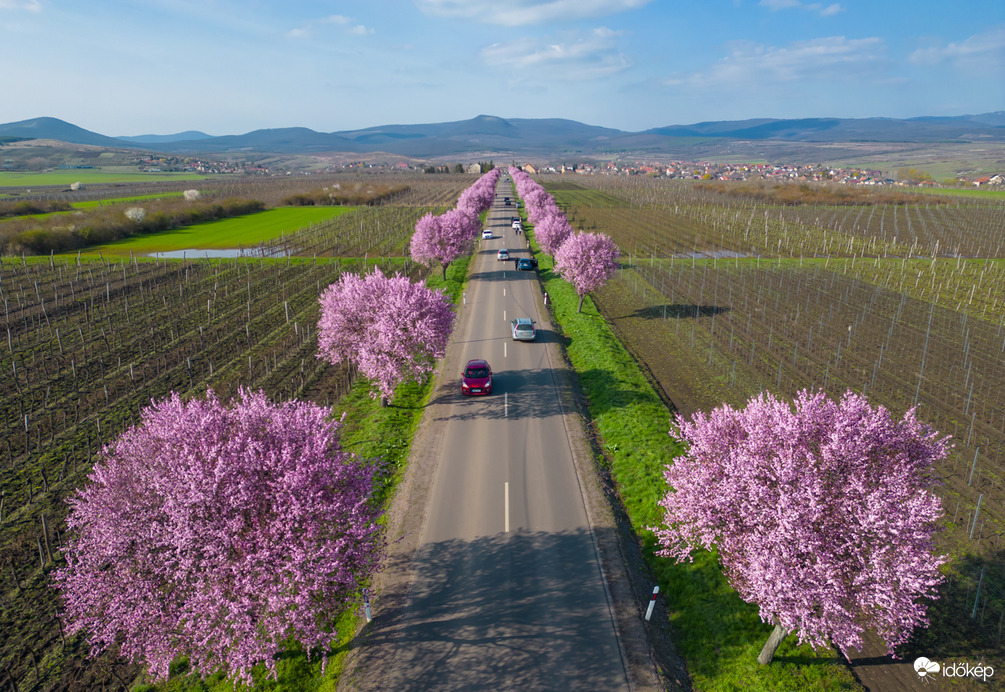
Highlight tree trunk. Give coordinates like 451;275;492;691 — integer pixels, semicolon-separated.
441;263;447;281
757;623;791;665
379;395;388;408
577;294;585;313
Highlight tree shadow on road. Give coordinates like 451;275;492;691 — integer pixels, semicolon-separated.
428;366;600;422
344;529;628;692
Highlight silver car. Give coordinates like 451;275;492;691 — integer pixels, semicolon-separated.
511;318;536;341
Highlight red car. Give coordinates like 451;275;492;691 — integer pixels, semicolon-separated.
461;359;493;395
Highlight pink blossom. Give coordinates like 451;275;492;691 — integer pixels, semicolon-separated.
553;231;620;312
409;211;473;279
653;389;950;661
534;209;574;255
457;169;501;215
317;268;456;402
54;389;384;683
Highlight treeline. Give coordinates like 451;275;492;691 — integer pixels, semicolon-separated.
0;199;74;218
2;197;265;255
283;182;409;207
696;180;950;206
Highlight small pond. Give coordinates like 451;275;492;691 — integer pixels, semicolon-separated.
147;247;290;259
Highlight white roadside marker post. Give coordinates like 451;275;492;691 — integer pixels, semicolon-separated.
645;586;659;621
363;588;372;623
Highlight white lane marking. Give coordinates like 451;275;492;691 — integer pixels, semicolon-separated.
505;482;510;533
504;287;506;297
504;392;508;418
503;309;507;321
504;342;507;358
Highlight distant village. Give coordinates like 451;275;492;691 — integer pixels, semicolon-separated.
514;161;1003;187
136;154;268;175
351;158;1003;187
81;153;1005;188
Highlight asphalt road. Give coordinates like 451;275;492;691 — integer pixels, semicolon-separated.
370;181;630;691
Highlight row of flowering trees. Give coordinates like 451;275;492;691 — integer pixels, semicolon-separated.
509;167;619;313
54;172;505;684
508;166;950;667
410;168;500;279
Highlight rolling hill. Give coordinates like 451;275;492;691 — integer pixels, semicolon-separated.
2;112;1003;158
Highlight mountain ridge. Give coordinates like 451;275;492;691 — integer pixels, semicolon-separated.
2;113;1003;158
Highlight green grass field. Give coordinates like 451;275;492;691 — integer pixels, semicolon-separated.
914;187;1005;200
71;206;355;257
73;192;188;208
0;169;208;187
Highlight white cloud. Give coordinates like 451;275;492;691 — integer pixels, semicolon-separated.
760;0;844;17
0;0;41;9
415;0;652;26
908;25;1005;70
286;14;372;40
664;36;885;89
481;27;631;79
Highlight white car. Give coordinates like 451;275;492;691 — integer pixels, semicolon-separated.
511;318;536;341
482;229;493;239
511;220;522;230
497;249;509;261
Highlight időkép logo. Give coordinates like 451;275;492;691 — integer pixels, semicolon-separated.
914;657;995;682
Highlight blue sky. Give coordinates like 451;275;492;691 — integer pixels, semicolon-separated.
2;0;1003;136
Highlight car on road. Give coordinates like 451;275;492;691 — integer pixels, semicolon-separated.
504;197;511;206
511;219;522;230
517;258;538;271
461;359;493;395
511;318;536;341
497;249;509;261
482;229;493;239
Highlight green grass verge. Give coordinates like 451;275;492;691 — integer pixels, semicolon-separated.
67;207;355;257
528;233;859;690
140;254;472;691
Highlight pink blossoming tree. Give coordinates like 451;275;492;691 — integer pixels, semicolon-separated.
317;268;455;403
440;207;481;245
653;389;950;665
410;211;474;280
534;209;574;255
54;389;384;684
553;232;620;312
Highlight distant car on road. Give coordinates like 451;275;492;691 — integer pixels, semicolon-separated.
482;229;493;239
504;197;511;206
497;249;509;261
461;359;493;395
517;258;537;271
511;219;522;230
511;318;536;341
